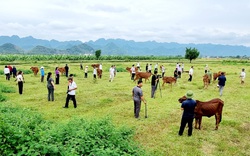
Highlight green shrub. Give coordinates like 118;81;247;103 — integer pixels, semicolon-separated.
0;106;145;156
0;84;16;93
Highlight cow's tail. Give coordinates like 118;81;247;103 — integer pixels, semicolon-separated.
219;100;224;123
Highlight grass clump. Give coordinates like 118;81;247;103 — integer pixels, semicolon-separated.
0;105;145;156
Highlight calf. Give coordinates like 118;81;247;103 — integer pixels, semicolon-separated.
178;96;224;130
134;72;152;83
30;67;39;76
162;76;176;89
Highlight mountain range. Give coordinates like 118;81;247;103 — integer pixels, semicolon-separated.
0;35;249;57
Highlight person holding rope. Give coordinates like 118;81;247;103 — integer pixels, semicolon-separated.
132;80;147;119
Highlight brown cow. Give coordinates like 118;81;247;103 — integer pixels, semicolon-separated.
91;64;100;68
126;67;138;76
30;67;39;76
203;74;209;89
162;76;176;89
134;72;152;83
178;96;224;130
58;67;65;75
97;68;102;79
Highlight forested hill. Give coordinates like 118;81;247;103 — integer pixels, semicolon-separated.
0;35;250;56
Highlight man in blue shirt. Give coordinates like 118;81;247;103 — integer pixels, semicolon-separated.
40;66;45;82
218;72;226;96
178;90;197;136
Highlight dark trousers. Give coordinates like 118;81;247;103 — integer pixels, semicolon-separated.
93;74;96;79
188;75;193;81
41;76;44;82
84;73;87;78
48;87;54;101
65;94;77;108
179;117;194;136
5;74;10;80
55;74;59;84
162;72;165;78
131;73;135;80
178;71;181;78
151;85;158;98
134;100;141;118
18;81;23;94
66;71;69;77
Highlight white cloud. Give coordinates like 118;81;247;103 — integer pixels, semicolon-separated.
0;0;250;46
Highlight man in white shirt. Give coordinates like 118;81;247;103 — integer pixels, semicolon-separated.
109;65;115;82
4;65;10;80
131;65;136;80
188;66;194;82
240;68;246;84
64;77;77;108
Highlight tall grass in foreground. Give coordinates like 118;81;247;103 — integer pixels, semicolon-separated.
0;59;249;155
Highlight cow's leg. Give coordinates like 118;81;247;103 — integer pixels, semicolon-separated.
195;118;199;129
198;117;202;130
215;114;219;130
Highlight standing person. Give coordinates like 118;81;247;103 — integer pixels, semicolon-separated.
4;66;10;80
16;71;24;95
161;65;165;78
131;64;136;80
218;72;226;96
178;90;196;136
47;72;55;101
65;64;69;77
177;65;182;78
132;80;147;118
99;63;103;78
151;71;159;98
40;66;45;82
64;77;77;108
145;63;148;72
136;62;140;71
8;65;13;76
113;65;117;77
148;64;152;73
174;68;178;80
12;66;17;78
188;66;194;82
154;63;158;72
204;64;209;73
109;65;115;82
239;68;246;84
93;67;97;79
55;67;60;84
84;66;88;78
181;63;184;73
80;63;83;70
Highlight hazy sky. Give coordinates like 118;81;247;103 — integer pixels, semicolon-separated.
1;0;250;46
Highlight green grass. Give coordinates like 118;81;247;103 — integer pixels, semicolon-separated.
1;59;250;155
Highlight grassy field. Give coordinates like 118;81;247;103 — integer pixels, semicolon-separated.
1;59;250;155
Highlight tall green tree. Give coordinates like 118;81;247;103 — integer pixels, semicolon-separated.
185;47;200;63
95;50;101;60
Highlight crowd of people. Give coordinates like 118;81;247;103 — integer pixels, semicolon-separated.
2;62;247;136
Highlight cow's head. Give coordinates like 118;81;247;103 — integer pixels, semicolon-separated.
178;96;187;103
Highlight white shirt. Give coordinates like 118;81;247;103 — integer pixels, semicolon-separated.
4;68;10;74
148;65;152;70
189;68;194;75
68;81;77;95
155;64;158;69
99;64;102;70
161;66;165;73
131;67;136;73
240;72;246;78
93;68;97;75
110;67;115;75
16;74;23;82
